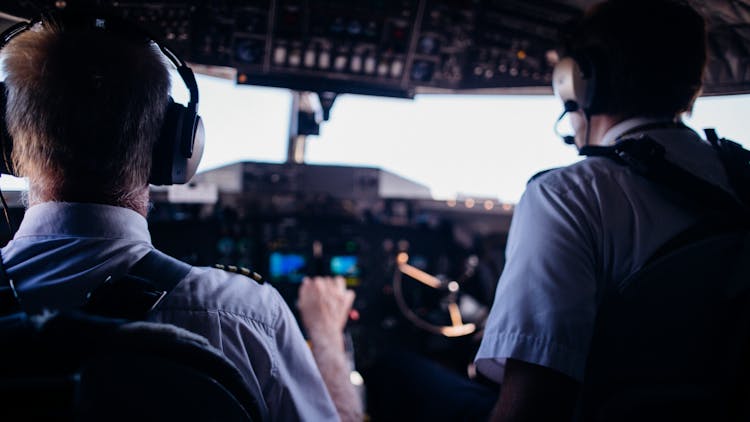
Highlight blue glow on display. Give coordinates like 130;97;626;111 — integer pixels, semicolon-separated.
269;253;306;282
330;255;359;276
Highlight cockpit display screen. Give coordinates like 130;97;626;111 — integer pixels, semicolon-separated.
269;252;306;283
330;255;359;277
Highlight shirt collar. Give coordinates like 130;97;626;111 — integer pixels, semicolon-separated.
600;116;678;146
14;202;151;244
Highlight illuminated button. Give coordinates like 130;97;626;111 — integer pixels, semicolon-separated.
377;61;389;76
418;35;438;55
390;60;404;78
410;61;434;82
288;50;301;67
319;51;331;69
350;56;363;72
273;46;286;65
364;57;377;74
304;50;316;67
517;50;527;60
334;55;347;71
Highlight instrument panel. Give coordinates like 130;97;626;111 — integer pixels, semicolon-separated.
147;162;512;367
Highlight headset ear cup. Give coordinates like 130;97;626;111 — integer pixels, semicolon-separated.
552;55;597;113
184;116;205;182
150;98;204;185
150;98;182;185
0;82;16;176
553;57;588;112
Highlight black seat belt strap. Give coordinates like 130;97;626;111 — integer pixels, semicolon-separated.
581;136;748;217
706;128;750;208
0;249;21;317
128;249;193;297
83;249;192;320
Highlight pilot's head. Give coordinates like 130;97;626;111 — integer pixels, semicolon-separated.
557;0;706;145
1;18;170;215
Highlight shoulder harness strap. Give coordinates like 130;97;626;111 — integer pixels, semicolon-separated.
0;249;20;318
0;249;192;320
82;250;192;320
581;129;750;280
705;128;750;208
580;134;748;218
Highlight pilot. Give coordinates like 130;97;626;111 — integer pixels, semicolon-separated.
0;14;357;421
474;0;714;420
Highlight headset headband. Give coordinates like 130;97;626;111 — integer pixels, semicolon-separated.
0;11;205;181
0;13;199;115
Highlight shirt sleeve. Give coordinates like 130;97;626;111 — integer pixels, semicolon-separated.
475;178;600;383
151;270;339;422
265;289;340;421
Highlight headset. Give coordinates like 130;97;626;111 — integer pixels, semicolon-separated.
552;54;597;116
0;13;204;186
551;52;599;146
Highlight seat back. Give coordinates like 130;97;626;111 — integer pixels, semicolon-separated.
577;231;750;422
0;311;263;421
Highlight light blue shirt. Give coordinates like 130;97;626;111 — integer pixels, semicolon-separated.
475;119;734;382
2;202;339;421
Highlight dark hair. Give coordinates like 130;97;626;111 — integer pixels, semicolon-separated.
2;18;170;206
564;0;706;117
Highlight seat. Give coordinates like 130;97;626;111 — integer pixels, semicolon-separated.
577;231;750;422
0;311;265;421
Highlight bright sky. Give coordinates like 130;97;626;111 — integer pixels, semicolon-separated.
2;74;748;203
191;75;750;203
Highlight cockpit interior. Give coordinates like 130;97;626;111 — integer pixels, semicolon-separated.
0;0;749;420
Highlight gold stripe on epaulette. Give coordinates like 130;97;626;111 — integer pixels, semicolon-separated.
213;264;265;284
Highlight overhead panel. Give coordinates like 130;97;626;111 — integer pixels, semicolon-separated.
1;0;749;96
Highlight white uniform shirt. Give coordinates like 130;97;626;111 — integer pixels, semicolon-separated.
475;118;735;382
1;202;339;421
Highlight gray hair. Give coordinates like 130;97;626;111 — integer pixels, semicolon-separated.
2;19;170;211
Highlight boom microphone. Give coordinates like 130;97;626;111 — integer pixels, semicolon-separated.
554;100;579;145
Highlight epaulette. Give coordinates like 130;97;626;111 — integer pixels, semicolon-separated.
528;167;561;185
213;264;265;284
